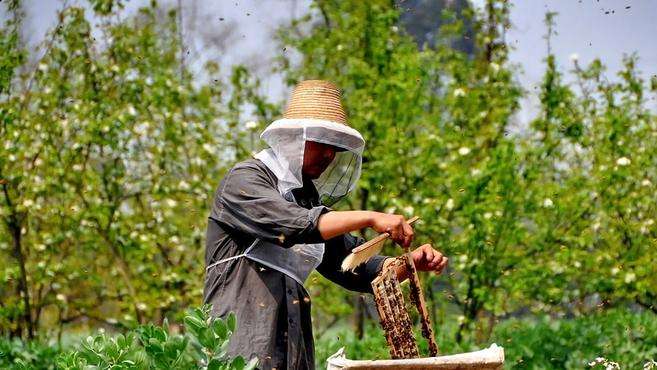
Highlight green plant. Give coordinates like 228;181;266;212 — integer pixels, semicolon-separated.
55;305;257;370
0;337;60;369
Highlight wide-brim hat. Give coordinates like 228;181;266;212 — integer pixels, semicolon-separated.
260;80;364;152
283;80;348;125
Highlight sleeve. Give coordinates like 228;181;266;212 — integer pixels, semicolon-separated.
316;233;389;294
213;163;330;247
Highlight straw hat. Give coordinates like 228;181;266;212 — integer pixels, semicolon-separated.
283;80;348;125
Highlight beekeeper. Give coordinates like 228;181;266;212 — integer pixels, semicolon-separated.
203;80;448;370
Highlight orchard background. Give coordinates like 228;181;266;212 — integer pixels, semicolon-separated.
1;0;656;368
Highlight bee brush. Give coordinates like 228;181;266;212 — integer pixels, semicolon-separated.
341;216;420;272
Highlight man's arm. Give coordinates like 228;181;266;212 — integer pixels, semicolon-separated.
318;210;415;248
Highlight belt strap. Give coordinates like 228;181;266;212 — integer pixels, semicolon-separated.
205;239;259;272
205;253;246;271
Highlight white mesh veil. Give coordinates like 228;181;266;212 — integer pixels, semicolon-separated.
254;118;364;205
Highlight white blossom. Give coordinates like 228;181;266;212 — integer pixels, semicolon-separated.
56;294;66;302
245;120;258;129
588;357;619;370
125;68;138;81
179;180;190;190
136;302;148;311
165;199;177;207
135;121;150;136
542;198;554;208
616;157;631;166
641;179;652;186
445;198;454;210
202;143;214;153
624;272;636;283
453;88;466;97
22;199;34;208
458;147;470;156
195;157;206;166
484;212;492;219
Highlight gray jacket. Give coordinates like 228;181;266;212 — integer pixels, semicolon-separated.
203;158;387;370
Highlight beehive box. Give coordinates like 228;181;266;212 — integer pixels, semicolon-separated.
327;255;505;369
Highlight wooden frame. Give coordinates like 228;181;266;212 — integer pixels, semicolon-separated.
371;254;439;359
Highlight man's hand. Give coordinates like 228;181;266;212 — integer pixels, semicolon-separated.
410;244;448;275
369;212;414;248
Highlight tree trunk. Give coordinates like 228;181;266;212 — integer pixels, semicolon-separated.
3;183;34;339
10;215;34;339
355;295;366;340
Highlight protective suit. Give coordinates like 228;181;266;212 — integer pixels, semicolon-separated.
203;81;388;369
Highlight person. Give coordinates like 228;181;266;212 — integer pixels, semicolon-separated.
203;80;448;370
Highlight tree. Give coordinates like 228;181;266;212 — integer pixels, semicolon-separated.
276;0;528;343
0;0;274;339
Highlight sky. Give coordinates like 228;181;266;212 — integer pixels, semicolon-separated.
5;0;657;119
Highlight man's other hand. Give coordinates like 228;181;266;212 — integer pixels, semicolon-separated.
410;244;448;275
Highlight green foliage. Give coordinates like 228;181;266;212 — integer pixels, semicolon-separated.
280;0;657;343
496;310;657;369
316;309;657;369
0;1;273;339
0;337;60;369
53;305;257;370
2;0;656;366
